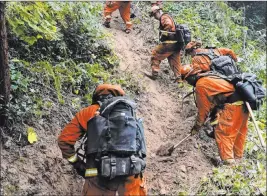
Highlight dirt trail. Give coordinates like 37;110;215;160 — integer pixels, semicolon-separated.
109;12;216;195
0;10;218;196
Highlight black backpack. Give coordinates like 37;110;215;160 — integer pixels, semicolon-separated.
195;49;239;76
175;24;191;46
228;73;266;110
159;13;191;45
86;96;146;179
198;72;266;110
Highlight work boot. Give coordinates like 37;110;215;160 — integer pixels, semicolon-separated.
210;156;223;167
125;29;131;34
152;70;159;79
235;157;244;165
151;65;160;79
103;21;110;28
223;159;236;166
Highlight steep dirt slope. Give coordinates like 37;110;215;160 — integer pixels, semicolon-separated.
1;106;84;195
0;9;218;196
109;12;217;195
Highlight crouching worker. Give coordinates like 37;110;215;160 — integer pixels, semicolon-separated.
180;65;249;166
58;84;147;195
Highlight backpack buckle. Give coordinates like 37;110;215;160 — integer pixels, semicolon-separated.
111;156;116;166
125;116;130;125
130;155;136;163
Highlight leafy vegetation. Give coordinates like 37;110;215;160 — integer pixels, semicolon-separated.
164;1;266;81
5;2;143;140
163;2;266;195
2;1;266;195
198;123;266;195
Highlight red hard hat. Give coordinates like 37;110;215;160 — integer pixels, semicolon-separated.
180;64;201;79
180;65;193;79
185;41;202;51
92;84;125;103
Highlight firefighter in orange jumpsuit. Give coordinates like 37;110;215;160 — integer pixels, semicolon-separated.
180;65;249;165
150;5;183;79
103;1;132;34
185;41;238;72
58;84;147;196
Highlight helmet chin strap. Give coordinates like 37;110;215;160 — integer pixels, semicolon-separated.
185;75;198;86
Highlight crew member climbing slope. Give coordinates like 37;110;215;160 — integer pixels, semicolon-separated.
150;5;184;79
58;84;147;195
103;1;133;34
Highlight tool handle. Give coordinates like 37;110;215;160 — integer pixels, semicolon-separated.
245;102;266;151
173;134;191;149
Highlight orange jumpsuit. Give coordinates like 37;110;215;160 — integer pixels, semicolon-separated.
104;1;132;30
191;48;238;73
151;14;182;77
195;77;249;161
58;104;147;195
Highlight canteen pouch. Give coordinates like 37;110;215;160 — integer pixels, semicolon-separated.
100;155;145;179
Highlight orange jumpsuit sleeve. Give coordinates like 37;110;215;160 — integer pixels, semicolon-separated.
195;77;235;126
160;14;175;32
217;48;238;62
58;104;99;159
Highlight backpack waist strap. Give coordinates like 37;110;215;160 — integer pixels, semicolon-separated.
225;91;242;104
225;100;244;106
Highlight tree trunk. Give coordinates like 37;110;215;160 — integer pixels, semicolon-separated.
0;2;10;127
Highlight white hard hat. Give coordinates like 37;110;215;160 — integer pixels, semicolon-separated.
151;5;160;14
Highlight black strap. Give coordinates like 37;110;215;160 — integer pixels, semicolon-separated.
130;155;137;176
195;49;218;60
225;91;242;103
110;155;116;179
95;125;109;162
75;134;87;162
193;88;197;107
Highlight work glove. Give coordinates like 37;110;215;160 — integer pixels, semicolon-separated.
70;157;86;178
190;124;201;136
107;1;114;7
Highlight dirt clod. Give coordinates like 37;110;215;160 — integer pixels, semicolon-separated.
158;157;174;162
179;165;187;173
156;142;174;156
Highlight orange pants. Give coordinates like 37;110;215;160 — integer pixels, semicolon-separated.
215;104;249;161
82;176;147;196
151;43;182;77
104;1;132;30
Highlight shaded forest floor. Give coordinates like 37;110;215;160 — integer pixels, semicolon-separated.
1;10;220;196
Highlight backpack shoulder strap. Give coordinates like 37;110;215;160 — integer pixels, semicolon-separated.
195;49;218;60
100;97;137;116
197;71;230;81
